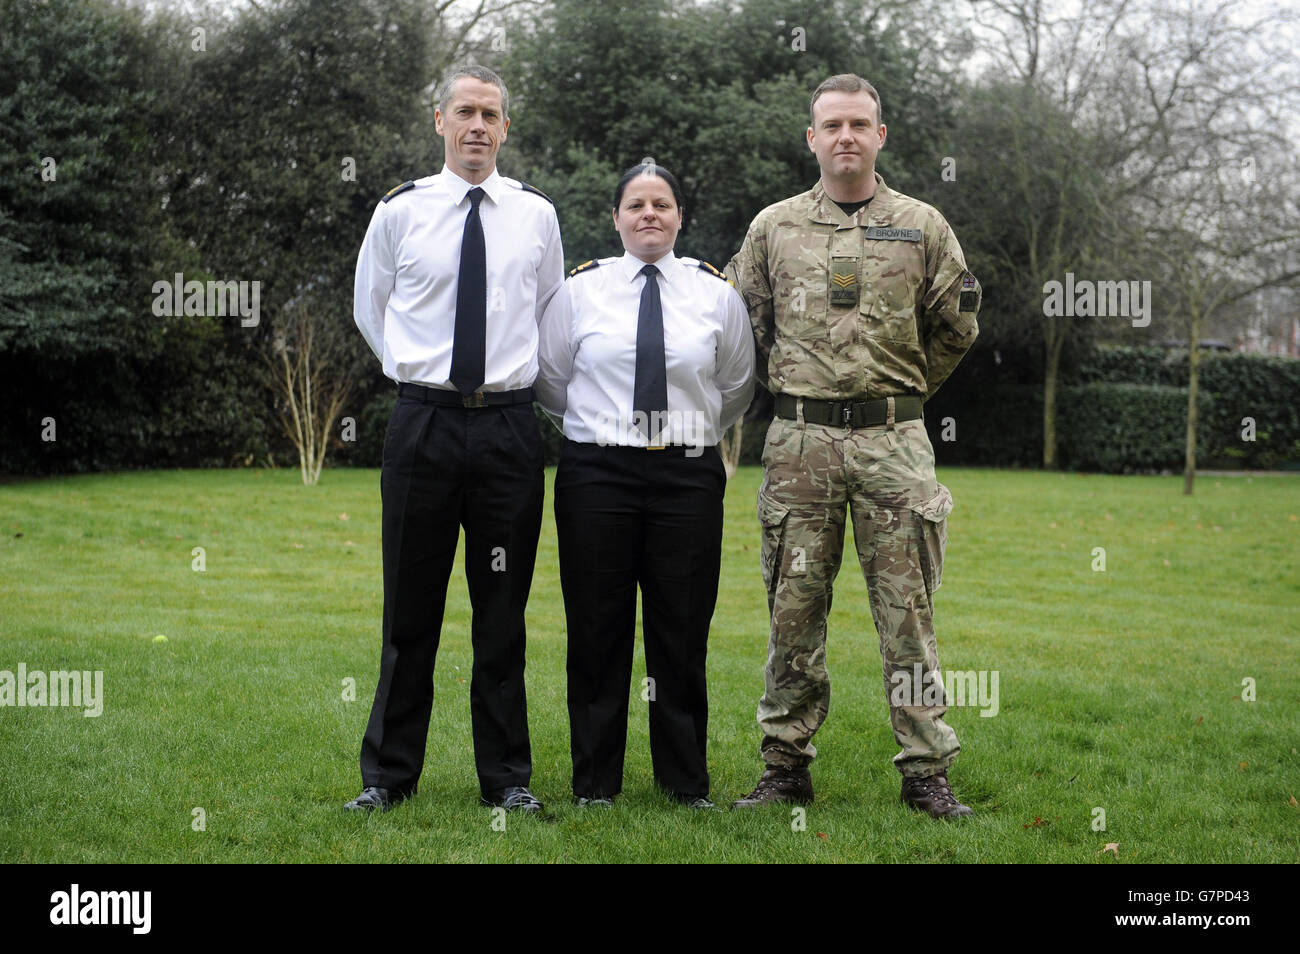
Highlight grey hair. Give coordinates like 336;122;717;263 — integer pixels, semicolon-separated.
809;73;882;128
438;65;509;119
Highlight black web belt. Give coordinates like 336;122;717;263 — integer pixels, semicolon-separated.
773;393;923;428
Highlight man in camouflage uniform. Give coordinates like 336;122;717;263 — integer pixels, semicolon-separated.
726;74;980;819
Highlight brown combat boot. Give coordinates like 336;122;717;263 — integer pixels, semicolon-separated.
730;765;814;809
901;772;973;819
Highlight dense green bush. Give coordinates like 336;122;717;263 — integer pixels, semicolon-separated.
1198;354;1300;469
0;331;272;474
924;385;1042;468
1056;384;1210;473
1075;345;1188;386
332;386;395;470
917;345;1300;473
1066;347;1300;470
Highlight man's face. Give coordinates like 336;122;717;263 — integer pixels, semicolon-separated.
435;78;509;181
807;90;886;184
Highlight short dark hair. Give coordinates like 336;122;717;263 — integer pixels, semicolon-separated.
809;74;882;128
438;65;509;119
613;158;684;213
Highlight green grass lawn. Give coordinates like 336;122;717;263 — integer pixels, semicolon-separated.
0;466;1296;863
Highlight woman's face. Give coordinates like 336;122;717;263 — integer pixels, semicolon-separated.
613;173;681;263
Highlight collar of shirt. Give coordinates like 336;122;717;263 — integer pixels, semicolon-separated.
618;250;684;287
439;164;505;208
811;172;895;226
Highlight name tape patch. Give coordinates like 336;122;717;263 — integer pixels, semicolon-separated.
864;227;922;242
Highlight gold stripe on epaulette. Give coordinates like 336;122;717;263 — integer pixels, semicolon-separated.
697;260;727;280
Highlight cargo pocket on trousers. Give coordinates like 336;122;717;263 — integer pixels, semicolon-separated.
757;495;791;594
913;483;953;596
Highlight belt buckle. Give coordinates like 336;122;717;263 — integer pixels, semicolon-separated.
841;403;854;429
646;445;666;451
461;391;487;409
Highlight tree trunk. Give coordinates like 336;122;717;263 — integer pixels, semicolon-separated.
1042;320;1067;468
1183;310;1201;495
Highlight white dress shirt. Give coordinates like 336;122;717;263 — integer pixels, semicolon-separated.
354;165;565;391
536;251;755;447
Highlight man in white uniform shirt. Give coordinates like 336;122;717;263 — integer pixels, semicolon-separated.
347;66;564;814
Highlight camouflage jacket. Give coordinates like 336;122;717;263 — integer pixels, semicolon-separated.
725;174;980;400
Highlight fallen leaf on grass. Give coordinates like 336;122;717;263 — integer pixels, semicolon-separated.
292;542;304;549
344;540;356;546
816;832;828;840
1096;843;1120;857
1238;761;1248;772
1194;716;1203;725
338;513;349;521
1023;816;1049;829
1288;796;1297;808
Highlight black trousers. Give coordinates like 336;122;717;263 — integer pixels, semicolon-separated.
360;395;543;797
555;439;725;799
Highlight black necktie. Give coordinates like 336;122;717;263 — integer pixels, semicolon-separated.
451;187;486;395
633;263;667;442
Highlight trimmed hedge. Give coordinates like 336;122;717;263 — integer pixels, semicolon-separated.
1067;347;1300;470
1056;383;1209;473
1198;354;1300;469
1075;345;1188;387
919;345;1300;473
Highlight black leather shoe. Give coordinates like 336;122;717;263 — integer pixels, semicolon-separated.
343;786;407;813
480;786;544;813
576;794;616;807
677;796;716;810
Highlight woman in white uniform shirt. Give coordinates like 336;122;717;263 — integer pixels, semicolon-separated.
535;161;755;808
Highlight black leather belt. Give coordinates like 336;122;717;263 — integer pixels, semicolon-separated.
773;393;923;428
398;383;534;408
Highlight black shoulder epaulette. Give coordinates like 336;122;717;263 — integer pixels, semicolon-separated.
520;181;553;204
568;259;601;278
381;180;416;203
697;260;732;285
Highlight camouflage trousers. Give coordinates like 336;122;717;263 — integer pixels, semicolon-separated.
754;408;960;778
